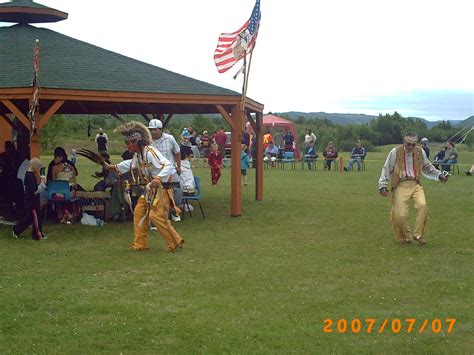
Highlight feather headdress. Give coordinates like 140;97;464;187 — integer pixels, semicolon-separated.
115;121;152;145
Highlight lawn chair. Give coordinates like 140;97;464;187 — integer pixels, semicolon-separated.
280;151;296;170
181;176;205;220
43;180;79;223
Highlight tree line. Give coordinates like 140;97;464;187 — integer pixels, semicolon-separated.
40;112;472;152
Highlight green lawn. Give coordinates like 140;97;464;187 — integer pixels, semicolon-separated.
1;147;473;353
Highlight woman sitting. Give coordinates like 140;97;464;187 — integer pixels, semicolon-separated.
46;147;79;223
323;142;338;170
180;149;196;195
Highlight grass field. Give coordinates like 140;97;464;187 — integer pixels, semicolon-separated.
1;146;473;353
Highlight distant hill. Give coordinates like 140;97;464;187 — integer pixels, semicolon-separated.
275;112;377;125
274;111;470;128
458;116;474;127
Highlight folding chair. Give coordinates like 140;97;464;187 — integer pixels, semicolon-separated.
280;151;296;170
43;180;79;223
181;176;205;219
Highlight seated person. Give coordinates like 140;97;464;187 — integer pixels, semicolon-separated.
264;141;279;166
440;141;458;173
180;149;196;195
93;153;118;191
47;147;78;185
46;147;79;223
344;140;366;171
304;146;318;170
433;146;447;169
323;142;338;170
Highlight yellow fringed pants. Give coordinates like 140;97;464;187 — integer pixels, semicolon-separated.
132;189;184;252
391;181;427;242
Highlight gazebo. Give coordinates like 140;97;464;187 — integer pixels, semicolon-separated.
0;0;265;216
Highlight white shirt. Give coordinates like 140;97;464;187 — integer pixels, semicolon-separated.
378;147;441;189
114;146;175;182
179;160;196;193
151;133;180;164
17;159;29;186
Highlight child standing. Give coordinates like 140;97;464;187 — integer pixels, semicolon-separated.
241;144;250;186
12;158;46;240
208;143;223;186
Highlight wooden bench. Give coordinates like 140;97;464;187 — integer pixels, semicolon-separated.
75;191;111;219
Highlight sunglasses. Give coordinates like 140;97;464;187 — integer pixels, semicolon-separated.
406;143;416;147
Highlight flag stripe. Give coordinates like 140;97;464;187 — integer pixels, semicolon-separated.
214;0;260;74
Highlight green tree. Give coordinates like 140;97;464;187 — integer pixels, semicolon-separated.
191;114;215;135
40;115;66;150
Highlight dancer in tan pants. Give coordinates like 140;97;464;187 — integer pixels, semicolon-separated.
379;132;448;245
133;189;183;252
109;121;184;252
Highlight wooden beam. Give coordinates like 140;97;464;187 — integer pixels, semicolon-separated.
246;111;257;132
230;105;243;217
0;116;13;152
111;112;126;123
1;99;30;129
141;113;151;122
255;112;263;201
216;105;236;131
37;100;65;129
0;88;265;112
0;113;14;128
162;113;173;129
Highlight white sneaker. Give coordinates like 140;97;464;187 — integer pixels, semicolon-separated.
12;228;19;239
150;226;157;231
171;214;181;222
184;204;194;212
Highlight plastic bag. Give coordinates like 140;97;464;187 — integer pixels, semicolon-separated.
81;212;104;226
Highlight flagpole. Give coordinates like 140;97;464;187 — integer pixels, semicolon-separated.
240;50;254;111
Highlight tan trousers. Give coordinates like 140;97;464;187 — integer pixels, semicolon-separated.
132;189;184;251
391;181;427;242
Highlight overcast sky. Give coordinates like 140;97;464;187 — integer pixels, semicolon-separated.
6;0;474;121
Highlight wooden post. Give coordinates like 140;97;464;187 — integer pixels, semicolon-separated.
0;115;13;153
30;132;41;158
230;105;243;217
339;156;344;173
255;112;263;201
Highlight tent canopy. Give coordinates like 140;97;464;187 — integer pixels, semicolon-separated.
248;114;297;138
262;114;298;140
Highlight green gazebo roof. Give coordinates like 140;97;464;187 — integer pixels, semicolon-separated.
0;0;68;24
0;24;240;97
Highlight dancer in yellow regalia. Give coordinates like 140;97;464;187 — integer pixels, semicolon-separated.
110;121;184;252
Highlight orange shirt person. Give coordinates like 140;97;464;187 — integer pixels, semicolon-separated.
263;131;273;150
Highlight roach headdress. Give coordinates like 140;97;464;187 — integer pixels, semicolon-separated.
115;121;152;145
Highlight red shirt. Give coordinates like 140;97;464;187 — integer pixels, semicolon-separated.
200;135;211;147
208;151;223;169
215;131;227;146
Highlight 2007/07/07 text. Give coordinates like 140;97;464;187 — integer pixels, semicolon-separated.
323;318;456;334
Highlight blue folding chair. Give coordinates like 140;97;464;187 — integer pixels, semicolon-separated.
181;176;205;219
280;151;295;170
43;180;79;223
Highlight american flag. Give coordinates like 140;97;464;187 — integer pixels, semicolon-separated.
214;0;261;74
